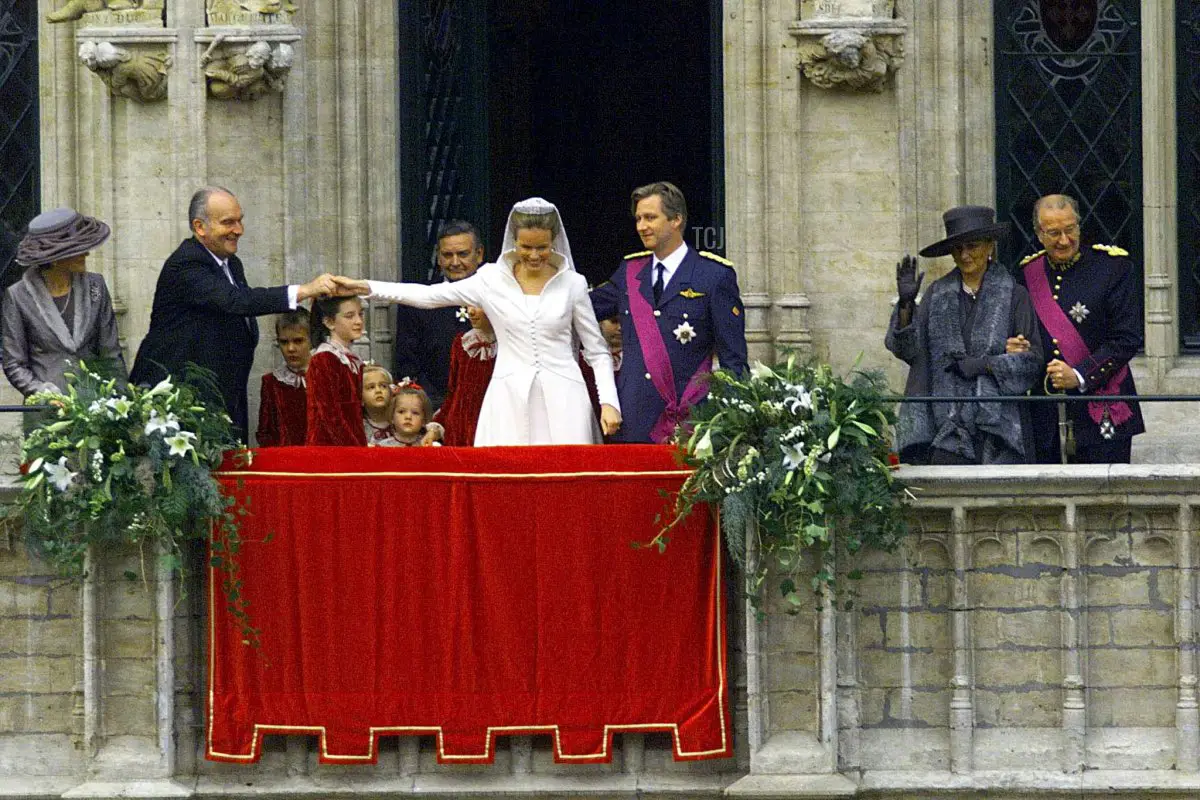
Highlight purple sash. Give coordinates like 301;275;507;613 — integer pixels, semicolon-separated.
625;258;713;443
1024;255;1133;426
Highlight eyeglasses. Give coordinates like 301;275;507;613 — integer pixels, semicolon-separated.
1038;224;1080;241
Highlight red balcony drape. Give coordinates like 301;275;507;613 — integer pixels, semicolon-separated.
206;445;731;764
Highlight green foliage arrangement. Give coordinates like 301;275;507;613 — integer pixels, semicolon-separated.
657;353;910;610
6;364;256;643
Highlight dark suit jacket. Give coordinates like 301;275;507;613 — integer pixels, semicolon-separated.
393;302;471;410
591;247;748;443
130;237;291;440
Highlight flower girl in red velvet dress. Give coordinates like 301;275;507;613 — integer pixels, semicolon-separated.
304;296;368;446
376;382;442;447
256;310;311;447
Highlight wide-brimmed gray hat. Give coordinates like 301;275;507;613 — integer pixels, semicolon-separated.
15;208;111;267
918;205;1009;258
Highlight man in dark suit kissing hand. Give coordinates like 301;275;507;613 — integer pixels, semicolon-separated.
130;186;337;441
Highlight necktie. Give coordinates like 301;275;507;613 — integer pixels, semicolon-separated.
653;262;665;305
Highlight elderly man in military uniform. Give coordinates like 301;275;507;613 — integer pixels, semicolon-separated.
590;181;748;443
1009;193;1144;463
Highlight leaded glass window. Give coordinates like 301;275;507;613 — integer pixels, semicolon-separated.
1177;5;1200;348
994;0;1142;275
0;0;38;287
397;0;488;283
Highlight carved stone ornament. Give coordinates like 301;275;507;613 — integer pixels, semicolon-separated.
206;0;297;27
78;40;171;101
201;38;293;100
789;16;907;93
47;0;164;27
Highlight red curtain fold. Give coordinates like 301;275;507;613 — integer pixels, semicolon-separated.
207;445;731;765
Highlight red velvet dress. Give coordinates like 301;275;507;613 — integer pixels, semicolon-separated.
433;330;496;447
256;368;307;447
305;342;367;446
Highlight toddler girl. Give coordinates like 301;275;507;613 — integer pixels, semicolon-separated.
377;382;442;447
361;364;395;445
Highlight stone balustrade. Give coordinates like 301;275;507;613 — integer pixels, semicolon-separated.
8;466;1200;798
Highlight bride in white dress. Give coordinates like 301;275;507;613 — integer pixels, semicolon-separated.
337;198;621;446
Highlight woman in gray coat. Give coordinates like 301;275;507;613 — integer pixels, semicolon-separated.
1;208;126;399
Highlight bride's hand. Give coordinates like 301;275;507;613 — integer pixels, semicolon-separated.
330;276;370;296
600;404;622;437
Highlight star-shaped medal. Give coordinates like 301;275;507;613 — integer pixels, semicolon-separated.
456;306;470;323
673;321;696;344
1069;302;1089;324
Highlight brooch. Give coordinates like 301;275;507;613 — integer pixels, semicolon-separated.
1068;302;1089;324
673;321;696;344
455;306;470;323
679;288;705;299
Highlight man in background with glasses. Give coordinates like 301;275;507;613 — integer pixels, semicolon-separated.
1008;193;1144;463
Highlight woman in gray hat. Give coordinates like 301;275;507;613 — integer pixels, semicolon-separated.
885;205;1044;465
1;208;126;402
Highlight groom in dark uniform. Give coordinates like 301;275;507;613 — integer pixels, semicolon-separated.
591;181;748;443
1012;193;1144;463
130;186;335;441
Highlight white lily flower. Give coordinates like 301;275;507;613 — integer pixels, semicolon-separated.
749;361;775;381
144;410;181;436
146;377;174;397
165;431;196;457
781;441;806;471
88;400;104;415
105;396;134;419
693;429;714;460
43;456;77;492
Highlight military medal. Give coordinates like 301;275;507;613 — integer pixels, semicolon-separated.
1068;302;1089;324
456;306;469;323
673;321;696;344
1100;408;1116;440
679;288;705;299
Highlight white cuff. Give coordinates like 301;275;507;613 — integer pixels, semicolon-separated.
1073;369;1086;391
287;285;299;309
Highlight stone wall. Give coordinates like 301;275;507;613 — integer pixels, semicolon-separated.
11;469;1200;798
733;464;1200;797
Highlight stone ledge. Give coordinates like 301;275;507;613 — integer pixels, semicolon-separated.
189;774;731;799
897;463;1200;500
726;774;857;797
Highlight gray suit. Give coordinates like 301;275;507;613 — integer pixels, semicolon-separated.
2;267;126;397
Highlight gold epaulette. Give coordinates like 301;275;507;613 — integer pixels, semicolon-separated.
1019;249;1046;266
699;251;734;267
1093;243;1130;257
623;250;652;260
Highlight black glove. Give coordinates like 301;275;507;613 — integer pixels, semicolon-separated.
896;255;923;306
945;355;989;380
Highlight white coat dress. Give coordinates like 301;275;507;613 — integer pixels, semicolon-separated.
368;254;619;446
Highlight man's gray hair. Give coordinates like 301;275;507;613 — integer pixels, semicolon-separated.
1033;194;1080;229
188;186;236;226
631;181;688;226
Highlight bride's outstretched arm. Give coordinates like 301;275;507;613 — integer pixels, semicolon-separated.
332;274;485;309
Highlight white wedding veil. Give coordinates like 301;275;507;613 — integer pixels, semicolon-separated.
500;197;576;272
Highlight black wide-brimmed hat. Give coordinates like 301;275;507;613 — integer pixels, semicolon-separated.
918;205;1009;258
15;208;111;267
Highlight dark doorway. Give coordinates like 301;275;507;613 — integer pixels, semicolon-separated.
397;0;721;287
487;1;721;286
